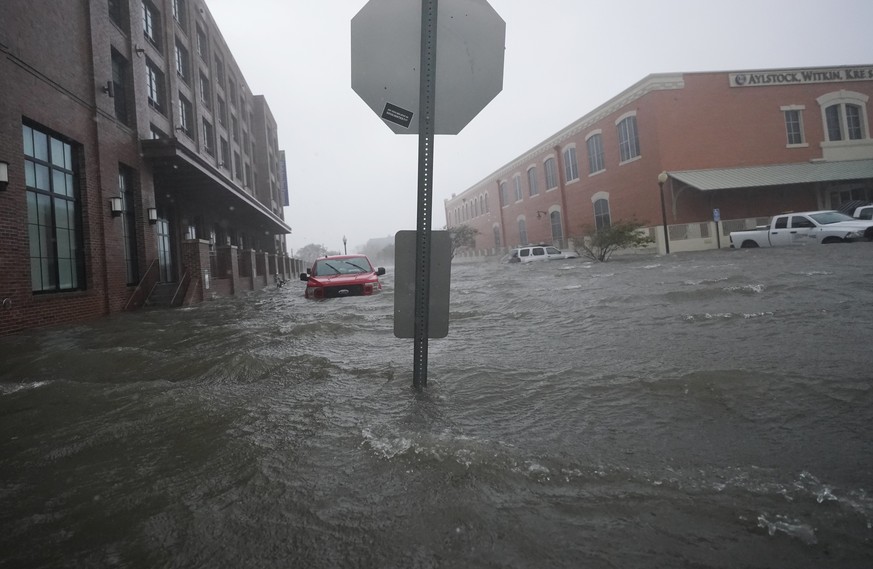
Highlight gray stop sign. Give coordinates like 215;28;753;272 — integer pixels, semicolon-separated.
351;0;505;135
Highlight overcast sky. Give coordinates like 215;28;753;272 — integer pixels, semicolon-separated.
206;0;873;255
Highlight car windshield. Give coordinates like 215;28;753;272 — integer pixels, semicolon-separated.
809;211;856;225
315;257;372;275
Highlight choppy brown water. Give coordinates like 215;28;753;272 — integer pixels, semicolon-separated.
2;244;873;568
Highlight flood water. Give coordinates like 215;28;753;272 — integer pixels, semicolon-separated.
2;244;873;568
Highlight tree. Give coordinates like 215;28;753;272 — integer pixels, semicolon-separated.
447;224;480;258
295;243;328;265
574;220;654;262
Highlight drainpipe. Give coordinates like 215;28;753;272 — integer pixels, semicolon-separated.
553;145;571;247
495;179;507;252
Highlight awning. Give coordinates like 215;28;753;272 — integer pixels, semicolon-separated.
141;138;293;234
668;159;873;191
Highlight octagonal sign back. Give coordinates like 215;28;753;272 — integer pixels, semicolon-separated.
351;0;505;135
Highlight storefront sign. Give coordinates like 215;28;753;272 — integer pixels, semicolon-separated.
729;66;873;88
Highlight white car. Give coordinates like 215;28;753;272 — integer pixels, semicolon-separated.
504;245;580;263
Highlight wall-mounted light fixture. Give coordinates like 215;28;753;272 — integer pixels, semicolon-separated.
109;197;123;216
102;81;114;98
536;210;549;220
134;44;146;57
0;160;8;191
147;207;158;224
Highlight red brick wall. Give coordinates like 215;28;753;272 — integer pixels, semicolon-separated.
447;69;873;252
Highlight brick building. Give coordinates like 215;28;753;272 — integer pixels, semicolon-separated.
445;65;873;256
0;0;296;335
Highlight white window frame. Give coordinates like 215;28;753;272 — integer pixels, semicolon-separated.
616;112;641;164
586;130;605;174
780;105;807;147
544;156;557;190
562;144;579;183
513;174;523;202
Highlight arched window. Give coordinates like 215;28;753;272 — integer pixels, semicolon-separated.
544;157;558;189
517;218;528;246
562;145;579;182
527;166;538;196
586;132;605;174
549;210;563;247
617;114;640;162
817;91;869;142
594;198;611;230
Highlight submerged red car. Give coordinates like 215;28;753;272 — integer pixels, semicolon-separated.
299;255;386;299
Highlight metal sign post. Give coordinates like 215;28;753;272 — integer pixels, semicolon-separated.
351;0;505;388
413;0;438;388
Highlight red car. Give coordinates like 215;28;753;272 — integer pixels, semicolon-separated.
299;255;386;299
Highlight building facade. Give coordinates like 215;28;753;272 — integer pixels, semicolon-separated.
0;0;297;335
445;65;873;256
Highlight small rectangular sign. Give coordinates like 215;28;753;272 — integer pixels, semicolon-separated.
381;103;413;128
713;208;721;222
393;230;451;339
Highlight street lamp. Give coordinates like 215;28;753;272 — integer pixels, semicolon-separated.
342;235;347;255
658;171;670;254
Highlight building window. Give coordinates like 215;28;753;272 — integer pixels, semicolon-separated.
142;1;162;50
244;163;252;188
499;181;508;207
213;52;225;88
228;78;237;106
234;151;242;180
783;108;805;145
527;167;538;196
202;118;214;155
178;93;192;135
145;58;165;113
199;72;211;109
563;146;578;182
217;96;227;127
118;164;139;285
110;49;130;125
594;198;611;230
825;103;865;141
172;0;187;28
586;132;605;174
513;175;523;202
518;218;528;246
220;137;229;169
23;123;85;293
174;38;190;83
150;124;167;139
550;211;563;246
484;194;489;213
108;0;127;31
196;25;207;60
617;115;641;162
544;157;557;190
231;114;240;142
493;226;501;249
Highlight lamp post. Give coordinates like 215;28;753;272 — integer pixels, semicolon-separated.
342;235;347;255
658;171;670;254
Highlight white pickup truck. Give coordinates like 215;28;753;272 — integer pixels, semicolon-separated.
729;210;873;248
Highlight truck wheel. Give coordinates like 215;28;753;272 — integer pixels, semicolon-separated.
741;241;759;248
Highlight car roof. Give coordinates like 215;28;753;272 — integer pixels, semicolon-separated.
318;254;370;260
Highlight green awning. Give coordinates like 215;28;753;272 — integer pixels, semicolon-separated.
668;159;873;191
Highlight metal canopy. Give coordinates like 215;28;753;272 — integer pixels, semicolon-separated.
141;138;292;235
668;159;873;191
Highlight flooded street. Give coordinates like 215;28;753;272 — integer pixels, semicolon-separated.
2;244;873;568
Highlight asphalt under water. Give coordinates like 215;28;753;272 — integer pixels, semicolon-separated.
2;244;872;568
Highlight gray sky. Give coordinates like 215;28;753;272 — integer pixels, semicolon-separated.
206;0;873;255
